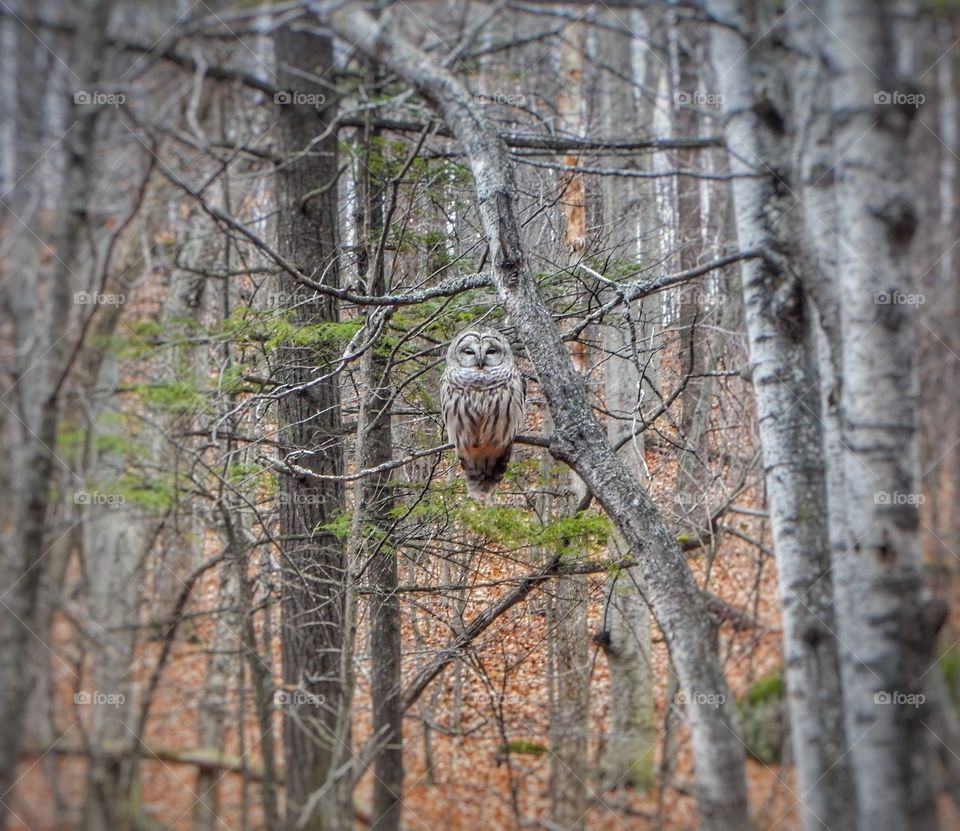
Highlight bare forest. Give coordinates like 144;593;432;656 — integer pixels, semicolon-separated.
1;1;959;830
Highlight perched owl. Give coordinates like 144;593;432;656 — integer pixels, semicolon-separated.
440;329;526;500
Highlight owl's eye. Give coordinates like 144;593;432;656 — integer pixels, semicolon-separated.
463;348;476;356
487;346;500;354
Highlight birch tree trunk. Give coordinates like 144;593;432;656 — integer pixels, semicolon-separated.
781;1;847;595
319;8;749;830
825;1;944;827
602;339;657;784
707;4;855;829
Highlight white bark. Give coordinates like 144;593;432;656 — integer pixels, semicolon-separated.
826;2;943;828
707;3;854;828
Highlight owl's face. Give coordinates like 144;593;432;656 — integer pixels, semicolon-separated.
448;330;512;371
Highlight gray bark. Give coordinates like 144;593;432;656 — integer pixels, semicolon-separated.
193;550;243;831
78;360;144;831
195;442;250;830
547;569;590;830
706;3;855;829
1;0;56;773
361;331;403;831
548;23;590;828
672;17;713;532
0;1;113;825
601;319;656;791
273;22;349;831
595;7;657;791
317;7;749;829
195;163;244;831
825;2;944;828
241;544;282;830
355;109;403;831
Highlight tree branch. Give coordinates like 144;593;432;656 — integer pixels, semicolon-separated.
313;6;749;826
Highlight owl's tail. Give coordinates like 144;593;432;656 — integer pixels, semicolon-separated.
464;447;512;501
465;476;498;502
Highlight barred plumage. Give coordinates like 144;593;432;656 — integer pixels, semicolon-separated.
440;329;525;500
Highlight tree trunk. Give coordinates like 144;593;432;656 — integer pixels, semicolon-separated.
362;342;403;831
321;9;749;830
0;1;113;825
242;547;282;831
78;356;147;831
273;22;349;831
194;546;244;831
706;3;856;829
672;17;713;532
548;23;590;828
595;6;657;791
826;2;943;828
195;141;245;831
547;571;590;830
356;103;403;831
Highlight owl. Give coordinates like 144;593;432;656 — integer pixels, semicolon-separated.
440;329;526;500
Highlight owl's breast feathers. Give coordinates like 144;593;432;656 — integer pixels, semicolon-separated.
440;364;526;499
440;367;523;448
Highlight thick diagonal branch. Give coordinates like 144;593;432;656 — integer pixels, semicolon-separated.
313;6;749;829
